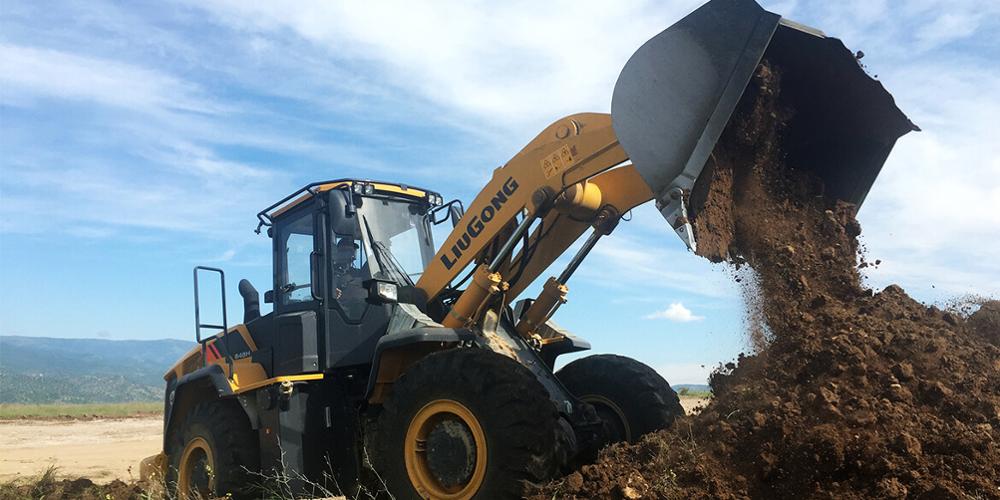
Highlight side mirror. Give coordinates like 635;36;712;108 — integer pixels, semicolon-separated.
448;203;464;228
264;290;274;304
427;199;464;226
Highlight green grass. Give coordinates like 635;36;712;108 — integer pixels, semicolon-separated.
677;388;713;399
0;401;162;420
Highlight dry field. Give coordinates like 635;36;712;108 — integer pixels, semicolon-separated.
0;396;708;484
0;417;161;482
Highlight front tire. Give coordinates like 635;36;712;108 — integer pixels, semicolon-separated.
556;354;683;444
371;348;563;499
167;400;260;500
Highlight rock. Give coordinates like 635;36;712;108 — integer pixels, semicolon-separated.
809;294;828;309
877;477;908;499
886;383;913;403
564;471;584;492
919;381;953;405
818;386;839;405
845;219;862;237
752;411;767;428
622;486;642;499
892;362;914;381
916;483;963;500
942;312;957;326
797;275;810;290
893;432;922;457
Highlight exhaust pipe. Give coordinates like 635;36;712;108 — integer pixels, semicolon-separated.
611;0;917;250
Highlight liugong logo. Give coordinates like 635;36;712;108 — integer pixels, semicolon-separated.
439;176;519;270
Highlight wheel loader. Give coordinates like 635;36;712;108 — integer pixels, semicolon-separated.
140;0;916;498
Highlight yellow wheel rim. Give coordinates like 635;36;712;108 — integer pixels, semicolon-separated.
404;399;487;499
177;436;214;500
582;394;633;442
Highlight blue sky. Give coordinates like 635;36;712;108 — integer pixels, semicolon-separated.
1;0;998;384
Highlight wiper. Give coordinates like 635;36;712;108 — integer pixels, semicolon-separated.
375;240;415;287
362;216;414;286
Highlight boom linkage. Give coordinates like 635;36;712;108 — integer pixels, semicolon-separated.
415;113;654;338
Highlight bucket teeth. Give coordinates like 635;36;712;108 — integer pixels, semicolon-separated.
656;187;696;252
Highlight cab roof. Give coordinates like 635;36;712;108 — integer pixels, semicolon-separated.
255;179;442;233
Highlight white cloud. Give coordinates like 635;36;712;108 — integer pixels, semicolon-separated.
646;302;705;322
145;141;271;180
0;43;221;115
66;226;118;239
0;6;505;243
0;41;289;240
202;248;239;263
190;0;703;133
916;12;983;48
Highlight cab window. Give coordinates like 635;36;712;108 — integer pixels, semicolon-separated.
276;209;315;305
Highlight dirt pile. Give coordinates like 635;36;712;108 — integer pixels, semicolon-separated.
535;63;1000;499
0;476;148;500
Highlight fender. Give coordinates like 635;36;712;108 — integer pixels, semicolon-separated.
366;327;477;403
162;364;235;449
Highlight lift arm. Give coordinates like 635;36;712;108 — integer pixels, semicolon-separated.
415;112;654;334
416;113;625;302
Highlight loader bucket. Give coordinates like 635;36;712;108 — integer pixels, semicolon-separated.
611;0;917;250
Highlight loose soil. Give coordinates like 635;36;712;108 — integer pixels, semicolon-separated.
534;62;1000;499
0;475;147;500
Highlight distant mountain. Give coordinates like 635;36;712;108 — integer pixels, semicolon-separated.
0;336;708;404
672;384;711;394
0;336;194;404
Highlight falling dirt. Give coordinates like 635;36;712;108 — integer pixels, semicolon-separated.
534;62;1000;499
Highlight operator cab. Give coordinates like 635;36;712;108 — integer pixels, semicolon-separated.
246;180;448;372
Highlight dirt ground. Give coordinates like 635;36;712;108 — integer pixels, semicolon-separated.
0;417;161;482
0;397;708;484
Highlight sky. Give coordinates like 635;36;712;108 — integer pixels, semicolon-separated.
1;0;998;384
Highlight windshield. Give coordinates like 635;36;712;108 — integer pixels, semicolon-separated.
357;196;435;283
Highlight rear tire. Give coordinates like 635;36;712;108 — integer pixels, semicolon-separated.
371;348;563;499
166;400;260;500
556;354;683;444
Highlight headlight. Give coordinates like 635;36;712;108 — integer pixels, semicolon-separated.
363;184;375;195
375;281;398;302
352;183;364;194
